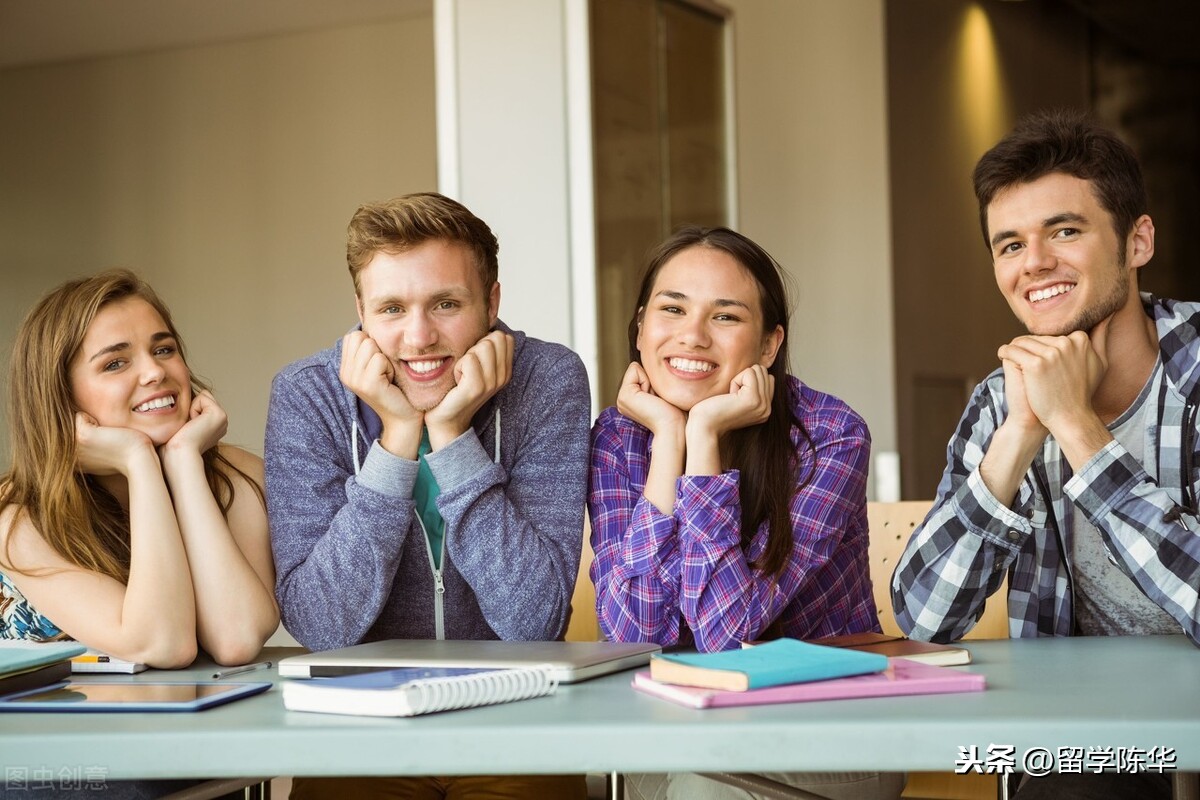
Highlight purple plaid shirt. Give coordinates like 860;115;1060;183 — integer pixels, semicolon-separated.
588;376;879;652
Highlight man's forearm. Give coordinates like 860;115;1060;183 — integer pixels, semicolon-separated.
1047;414;1114;474
978;421;1045;507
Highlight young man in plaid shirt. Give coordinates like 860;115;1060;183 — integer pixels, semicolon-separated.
893;110;1198;800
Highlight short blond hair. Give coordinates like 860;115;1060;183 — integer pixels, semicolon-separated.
346;192;499;294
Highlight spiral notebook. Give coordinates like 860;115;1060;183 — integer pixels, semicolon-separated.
281;665;558;717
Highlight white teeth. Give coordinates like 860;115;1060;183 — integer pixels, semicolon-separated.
134;396;175;412
407;359;445;374
668;358;715;373
1029;284;1074;303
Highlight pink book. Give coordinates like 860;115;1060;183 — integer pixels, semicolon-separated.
632;658;985;709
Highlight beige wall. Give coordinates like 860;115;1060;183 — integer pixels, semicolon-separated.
725;0;897;463
0;1;897;481
0;14;436;467
887;0;1089;498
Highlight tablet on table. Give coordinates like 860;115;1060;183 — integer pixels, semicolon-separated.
0;680;271;712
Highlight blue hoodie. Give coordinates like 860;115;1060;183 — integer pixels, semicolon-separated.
265;321;590;651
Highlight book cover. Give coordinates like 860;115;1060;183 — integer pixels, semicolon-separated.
71;649;148;674
809;632;972;667
282;665;558;717
650;638;888;691
0;660;72;698
0;641;88;677
633;658;985;709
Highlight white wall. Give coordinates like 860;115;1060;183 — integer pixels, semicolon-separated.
435;0;598;411
723;0;897;463
438;0;897;476
0;14;437;466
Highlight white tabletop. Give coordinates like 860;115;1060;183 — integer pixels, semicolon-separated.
1;635;1196;780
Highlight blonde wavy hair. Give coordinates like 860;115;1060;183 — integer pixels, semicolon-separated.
1;269;261;582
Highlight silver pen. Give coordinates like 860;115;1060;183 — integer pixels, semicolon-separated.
212;660;273;680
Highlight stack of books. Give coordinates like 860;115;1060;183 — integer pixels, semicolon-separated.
0;641;88;697
632;637;984;709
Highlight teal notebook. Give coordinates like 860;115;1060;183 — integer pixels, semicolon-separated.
0;641;88;677
649;638;889;691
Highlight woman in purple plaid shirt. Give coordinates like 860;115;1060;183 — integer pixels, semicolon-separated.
589;227;900;800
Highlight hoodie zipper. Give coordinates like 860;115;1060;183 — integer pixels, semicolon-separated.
352;401;504;640
415;513;446;640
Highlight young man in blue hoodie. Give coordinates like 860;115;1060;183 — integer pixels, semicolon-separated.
266;192;589;799
893;111;1198;799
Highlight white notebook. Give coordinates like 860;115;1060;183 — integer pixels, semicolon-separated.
282;665;556;717
71;648;147;674
278;639;660;683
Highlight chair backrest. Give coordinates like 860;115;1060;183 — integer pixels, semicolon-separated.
565;518;601;642
867;500;1009;640
567;501;1011;643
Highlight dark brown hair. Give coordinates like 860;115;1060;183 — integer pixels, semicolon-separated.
629;226;806;579
973;109;1147;255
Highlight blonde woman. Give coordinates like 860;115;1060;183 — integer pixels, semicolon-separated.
0;270;277;668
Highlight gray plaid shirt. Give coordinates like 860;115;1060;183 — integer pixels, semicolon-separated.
892;294;1200;647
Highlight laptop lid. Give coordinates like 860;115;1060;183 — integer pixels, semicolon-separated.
278;640;661;683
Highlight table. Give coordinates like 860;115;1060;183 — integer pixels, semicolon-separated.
2;636;1197;782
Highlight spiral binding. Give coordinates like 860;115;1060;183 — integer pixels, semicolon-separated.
407;664;559;715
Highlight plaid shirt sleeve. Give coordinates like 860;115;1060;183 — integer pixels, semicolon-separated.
1067;440;1200;644
891;375;1029;642
677;411;873;652
589;409;686;645
589;395;874;652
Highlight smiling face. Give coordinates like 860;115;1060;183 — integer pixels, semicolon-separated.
635;245;783;412
988;172;1147;336
356;238;499;412
68;297;192;446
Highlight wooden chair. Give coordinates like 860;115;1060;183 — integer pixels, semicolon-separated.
565;518;601;643
868;501;1007;800
867;501;1009;641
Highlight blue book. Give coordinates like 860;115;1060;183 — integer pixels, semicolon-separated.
650;638;889;691
281;665;558;717
0;641;88;678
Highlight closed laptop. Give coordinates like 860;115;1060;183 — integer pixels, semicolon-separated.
279;639;661;683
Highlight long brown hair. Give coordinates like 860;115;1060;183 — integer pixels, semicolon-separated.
1;269;262;582
629;226;807;578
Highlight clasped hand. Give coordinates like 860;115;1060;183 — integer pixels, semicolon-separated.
997;318;1109;439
